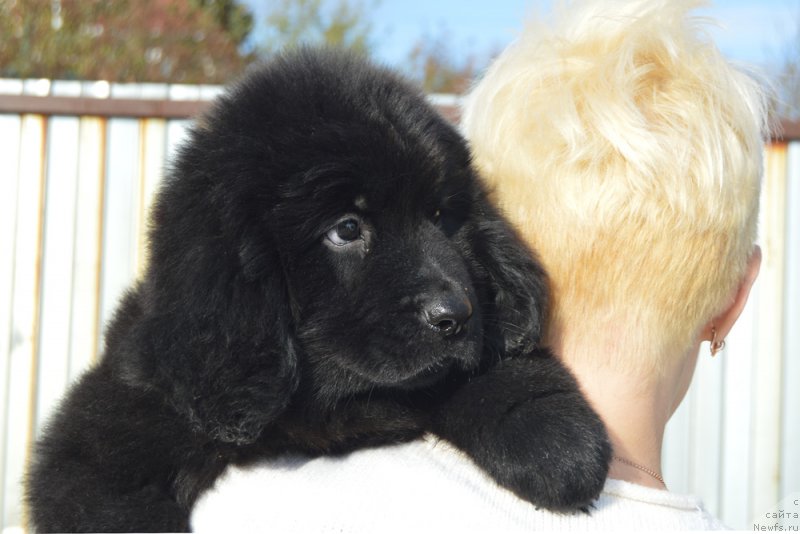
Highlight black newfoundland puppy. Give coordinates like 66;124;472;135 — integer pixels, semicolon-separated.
26;48;610;532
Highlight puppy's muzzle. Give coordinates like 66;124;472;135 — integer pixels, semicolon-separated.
421;290;473;336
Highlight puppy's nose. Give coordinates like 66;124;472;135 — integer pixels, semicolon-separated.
422;293;473;336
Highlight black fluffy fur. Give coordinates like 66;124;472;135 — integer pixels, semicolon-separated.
25;48;610;532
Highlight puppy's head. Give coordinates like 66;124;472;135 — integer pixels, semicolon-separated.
141;48;546;441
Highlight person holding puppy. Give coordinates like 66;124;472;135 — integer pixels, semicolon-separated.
192;0;771;530
460;0;767;508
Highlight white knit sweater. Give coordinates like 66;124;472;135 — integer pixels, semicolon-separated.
192;434;725;532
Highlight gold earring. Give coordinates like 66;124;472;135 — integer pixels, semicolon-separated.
710;326;726;357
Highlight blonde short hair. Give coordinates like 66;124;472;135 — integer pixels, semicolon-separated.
461;0;771;373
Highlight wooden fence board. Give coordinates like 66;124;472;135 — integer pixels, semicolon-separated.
0;113;22;529
2;115;46;529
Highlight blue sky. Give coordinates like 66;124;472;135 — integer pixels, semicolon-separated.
247;1;800;73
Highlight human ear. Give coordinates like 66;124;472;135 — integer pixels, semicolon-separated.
701;245;762;347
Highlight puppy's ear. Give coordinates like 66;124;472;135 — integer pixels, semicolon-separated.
121;226;300;446
469;191;548;359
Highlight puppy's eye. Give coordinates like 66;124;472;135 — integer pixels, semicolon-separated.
326;217;361;246
432;208;460;237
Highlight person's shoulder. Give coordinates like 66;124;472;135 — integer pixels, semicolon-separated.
596;479;728;530
191;438;726;532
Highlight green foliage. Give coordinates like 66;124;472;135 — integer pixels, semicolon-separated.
405;28;495;94
261;0;377;56
191;0;254;47
0;0;492;94
0;0;254;82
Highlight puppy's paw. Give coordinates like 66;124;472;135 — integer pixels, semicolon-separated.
488;378;611;511
433;354;611;512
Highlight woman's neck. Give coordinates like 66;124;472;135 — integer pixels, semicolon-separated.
571;363;668;488
551;336;701;490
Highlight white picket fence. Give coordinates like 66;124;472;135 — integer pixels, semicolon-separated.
0;80;797;532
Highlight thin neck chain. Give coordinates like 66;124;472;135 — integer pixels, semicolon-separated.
613;455;665;485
